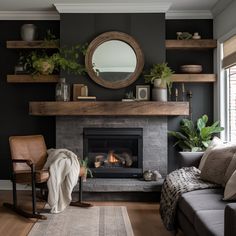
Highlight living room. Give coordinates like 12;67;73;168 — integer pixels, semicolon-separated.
0;0;236;235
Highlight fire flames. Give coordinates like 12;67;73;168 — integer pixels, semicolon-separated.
107;151;119;163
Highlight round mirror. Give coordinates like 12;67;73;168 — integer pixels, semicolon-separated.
85;31;144;89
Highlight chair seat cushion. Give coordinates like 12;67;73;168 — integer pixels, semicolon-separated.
15;169;49;183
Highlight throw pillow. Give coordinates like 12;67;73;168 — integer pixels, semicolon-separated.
224;169;236;200
200;145;236;185
223;153;236;186
198;136;223;171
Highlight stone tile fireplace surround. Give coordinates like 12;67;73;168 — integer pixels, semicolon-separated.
56;116;167;192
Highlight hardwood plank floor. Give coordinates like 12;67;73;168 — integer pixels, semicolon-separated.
0;191;182;236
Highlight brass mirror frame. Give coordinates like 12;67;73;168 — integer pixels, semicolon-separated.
85;31;144;89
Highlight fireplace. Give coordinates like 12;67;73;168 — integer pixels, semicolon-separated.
83;128;143;178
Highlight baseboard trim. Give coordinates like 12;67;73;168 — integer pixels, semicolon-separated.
0;180;31;190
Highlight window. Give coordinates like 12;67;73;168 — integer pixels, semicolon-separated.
225;66;236;142
220;34;236;142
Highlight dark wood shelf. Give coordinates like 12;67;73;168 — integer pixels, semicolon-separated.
7;75;59;83
166;39;217;50
29;101;189;116
171;74;216;83
6;40;59;49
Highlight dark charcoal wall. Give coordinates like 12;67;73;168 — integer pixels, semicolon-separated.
0;21;59;179
0;17;214;180
60;13;166;99
166;20;214;171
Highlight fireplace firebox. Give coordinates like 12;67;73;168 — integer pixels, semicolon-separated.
83;128;143;178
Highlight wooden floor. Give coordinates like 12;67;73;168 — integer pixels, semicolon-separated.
0;191;181;236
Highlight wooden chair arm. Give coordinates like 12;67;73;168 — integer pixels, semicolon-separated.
12;159;35;172
12;159;34;167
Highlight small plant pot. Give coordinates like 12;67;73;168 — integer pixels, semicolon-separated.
153;79;162;88
152;88;167;101
178;151;204;168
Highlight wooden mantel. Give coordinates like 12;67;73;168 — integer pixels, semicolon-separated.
29;101;189;116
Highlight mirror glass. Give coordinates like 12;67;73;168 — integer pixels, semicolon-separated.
85;31;144;89
92;40;137;82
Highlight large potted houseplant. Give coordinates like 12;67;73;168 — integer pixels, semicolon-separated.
145;63;174;101
168;114;224;167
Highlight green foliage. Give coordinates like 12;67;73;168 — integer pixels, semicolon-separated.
23;43;87;75
144;63;174;94
42;29;59;47
168;114;224;152
79;157;93;178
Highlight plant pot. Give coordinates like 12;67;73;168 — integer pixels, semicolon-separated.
154;79;162;88
152;88;167;101
33;59;54;75
178;151;204;168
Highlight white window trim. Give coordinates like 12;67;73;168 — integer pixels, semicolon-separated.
215;27;236;141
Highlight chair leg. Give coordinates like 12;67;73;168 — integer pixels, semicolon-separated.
3;173;47;220
70;177;92;208
31;167;36;214
12;173;17;208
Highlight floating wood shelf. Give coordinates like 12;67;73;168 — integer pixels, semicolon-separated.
6;40;59;49
29;101;189;116
7;75;59;83
171;74;216;83
165;39;217;49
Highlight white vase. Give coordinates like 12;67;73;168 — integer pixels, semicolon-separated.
178;152;204;168
152;88;167;101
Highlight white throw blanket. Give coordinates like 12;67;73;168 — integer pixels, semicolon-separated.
44;149;80;213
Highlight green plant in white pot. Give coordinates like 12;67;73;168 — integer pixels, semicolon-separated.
145;63;174;101
168;114;224;167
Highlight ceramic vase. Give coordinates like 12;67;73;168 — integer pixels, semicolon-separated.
21;24;37;41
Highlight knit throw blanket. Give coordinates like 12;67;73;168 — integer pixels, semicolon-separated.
160;167;219;231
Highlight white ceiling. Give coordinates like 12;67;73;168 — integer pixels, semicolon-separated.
0;0;220;12
0;0;232;20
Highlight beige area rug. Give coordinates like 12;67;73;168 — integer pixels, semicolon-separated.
28;206;134;236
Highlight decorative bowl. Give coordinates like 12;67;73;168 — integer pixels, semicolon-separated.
180;64;202;73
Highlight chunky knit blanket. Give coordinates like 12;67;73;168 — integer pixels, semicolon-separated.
160;167;219;231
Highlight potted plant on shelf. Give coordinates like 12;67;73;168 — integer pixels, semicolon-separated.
24;44;87;76
168;114;224;167
145;62;174;101
79;157;93;182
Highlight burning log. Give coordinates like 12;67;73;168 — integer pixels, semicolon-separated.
94;155;105;168
113;153;126;165
122;152;133;167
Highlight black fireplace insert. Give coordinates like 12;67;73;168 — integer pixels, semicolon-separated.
83;128;143;178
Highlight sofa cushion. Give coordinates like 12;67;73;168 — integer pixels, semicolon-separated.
195;210;224;236
199;136;223;170
200;145;236;185
224;169;236;200
178;189;225;224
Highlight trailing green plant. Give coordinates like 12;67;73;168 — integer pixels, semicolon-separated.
145;63;174;94
168;114;224;152
79;157;93;178
23;43;87;76
42;29;59;47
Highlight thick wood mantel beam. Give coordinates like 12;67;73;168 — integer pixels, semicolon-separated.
29;101;189;116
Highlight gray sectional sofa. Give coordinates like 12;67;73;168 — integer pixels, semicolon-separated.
177;155;236;236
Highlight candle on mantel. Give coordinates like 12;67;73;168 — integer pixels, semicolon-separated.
175;88;178;101
182;83;185;101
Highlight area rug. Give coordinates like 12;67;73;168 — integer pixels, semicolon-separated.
28;206;134;236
